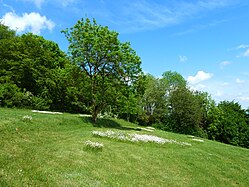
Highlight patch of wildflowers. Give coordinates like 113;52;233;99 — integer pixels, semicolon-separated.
22;115;32;122
92;130;191;146
85;140;103;150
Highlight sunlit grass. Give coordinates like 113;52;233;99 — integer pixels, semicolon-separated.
0;108;249;186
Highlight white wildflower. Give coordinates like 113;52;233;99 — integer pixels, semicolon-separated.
92;130;191;146
22;115;32;122
85;140;103;150
18;169;23;175
192;138;204;142
92;130;116;138
129;134;166;144
178;142;192;146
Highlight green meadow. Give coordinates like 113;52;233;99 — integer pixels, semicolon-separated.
1;108;249;186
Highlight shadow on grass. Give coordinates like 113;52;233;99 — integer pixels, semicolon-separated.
80;117;141;131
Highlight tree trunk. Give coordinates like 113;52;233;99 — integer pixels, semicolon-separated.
127;113;130;122
92;106;98;123
91;77;98;123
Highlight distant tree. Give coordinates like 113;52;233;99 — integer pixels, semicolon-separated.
169;87;204;135
115;83;142;122
137;71;187;126
139;74;167;124
62;18;142;122
121;73;146;123
161;71;187;94
206;103;224;140
194;91;215;130
208;101;249;147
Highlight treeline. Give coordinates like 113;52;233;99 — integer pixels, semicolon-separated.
137;73;249;148
0;23;87;113
0;20;249;148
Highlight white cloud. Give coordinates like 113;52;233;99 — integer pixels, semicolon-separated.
93;0;237;33
237;96;249;101
0;12;55;34
219;61;231;69
187;71;213;85
190;83;207;91
236;78;245;84
19;0;76;8
1;1;15;12
214;90;224;97
31;0;45;8
236;44;249;49
60;0;76;7
174;19;230;36
222;82;229;86
19;0;45;8
179;55;188;63
235;44;249;58
243;49;249;57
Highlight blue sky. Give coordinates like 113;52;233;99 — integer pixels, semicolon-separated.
1;0;249;108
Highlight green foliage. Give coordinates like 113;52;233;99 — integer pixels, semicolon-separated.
0;23;16;39
138;74;167;125
162;70;187;92
0;83;25;107
0;83;51;110
169;87;204;135
0;25;81;112
0;33;67;94
137;71;187;126
62;18;142;122
207;101;249;147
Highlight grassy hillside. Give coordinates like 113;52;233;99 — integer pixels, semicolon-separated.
0;108;249;186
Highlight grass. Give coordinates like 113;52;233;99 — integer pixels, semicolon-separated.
0;108;249;186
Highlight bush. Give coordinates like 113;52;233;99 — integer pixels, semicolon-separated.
193;128;208;139
152;121;173;132
30;96;51;110
0;83;25;107
0;83;52;110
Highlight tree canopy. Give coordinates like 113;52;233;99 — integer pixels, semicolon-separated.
62;18;142;122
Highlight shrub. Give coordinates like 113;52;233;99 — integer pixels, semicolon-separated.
0;83;25;107
30;96;51;110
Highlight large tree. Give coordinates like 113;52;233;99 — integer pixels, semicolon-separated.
137;71;186;125
169;87;204;135
62;18;142;122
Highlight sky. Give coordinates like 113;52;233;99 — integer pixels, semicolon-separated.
1;0;249;108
